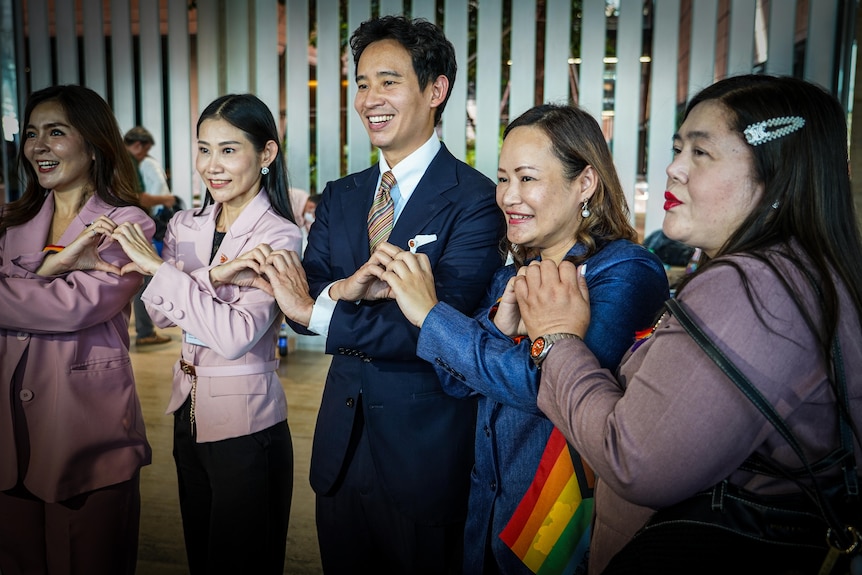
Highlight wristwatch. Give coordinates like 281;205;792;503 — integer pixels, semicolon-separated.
530;333;582;368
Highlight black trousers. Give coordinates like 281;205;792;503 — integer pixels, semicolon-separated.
173;397;294;575
315;399;465;575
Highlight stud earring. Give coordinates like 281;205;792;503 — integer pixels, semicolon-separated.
261;166;270;175
581;199;591;218
771;200;780;209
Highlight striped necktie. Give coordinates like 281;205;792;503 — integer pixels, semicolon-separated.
367;170;396;252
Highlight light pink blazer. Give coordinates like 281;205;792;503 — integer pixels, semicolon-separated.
142;189;302;443
0;193;154;503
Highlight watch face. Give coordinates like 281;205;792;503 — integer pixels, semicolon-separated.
530;337;546;359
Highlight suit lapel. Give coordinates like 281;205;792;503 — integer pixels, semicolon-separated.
337;167;379;266
210;189;272;265
388;146;457;249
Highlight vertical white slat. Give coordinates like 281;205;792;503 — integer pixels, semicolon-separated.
509;0;536;120
645;0;681;240
285;0;312;193
579;0;606;118
613;0;645;224
316;0;341;193
110;0;135;133
54;0;79;84
688;0;718;100
379;0;404;17
474;0;502;180
226;2;250;93
442;0;468;161
168;0;193;206
765;0;795;75
347;0;372;175
196;0;220;116
411;0;436;23
82;0;107;97
27;0;51;90
727;0;756;76
543;0;571;104
254;0;279;119
139;0;164;164
805;1;839;89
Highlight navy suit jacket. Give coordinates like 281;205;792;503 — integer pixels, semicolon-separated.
298;143;504;525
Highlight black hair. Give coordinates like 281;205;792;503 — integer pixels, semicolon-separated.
350;15;456;126
195;93;295;224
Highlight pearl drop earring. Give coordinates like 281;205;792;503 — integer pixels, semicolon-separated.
581;199;591;218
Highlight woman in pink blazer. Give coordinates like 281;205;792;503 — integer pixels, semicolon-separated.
0;85;154;575
113;94;302;575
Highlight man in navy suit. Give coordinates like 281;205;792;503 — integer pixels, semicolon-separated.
269;14;503;575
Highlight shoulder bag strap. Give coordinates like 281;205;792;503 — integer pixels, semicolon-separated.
664;297;856;548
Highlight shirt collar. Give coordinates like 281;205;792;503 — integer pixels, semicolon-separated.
377;132;441;205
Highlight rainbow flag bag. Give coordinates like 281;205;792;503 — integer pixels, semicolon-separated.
500;427;595;575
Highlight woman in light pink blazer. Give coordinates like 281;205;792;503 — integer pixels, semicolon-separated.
113;94;302;575
0;85;153;575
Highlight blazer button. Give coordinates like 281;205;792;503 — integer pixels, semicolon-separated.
17;332;28;341
489;480;497;491
19;389;34;401
345;397;355;408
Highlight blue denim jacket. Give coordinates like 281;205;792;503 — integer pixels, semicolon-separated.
417;239;669;574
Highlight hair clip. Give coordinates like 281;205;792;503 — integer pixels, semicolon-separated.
743;116;805;146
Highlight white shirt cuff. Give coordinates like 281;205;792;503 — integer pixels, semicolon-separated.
308;281;340;336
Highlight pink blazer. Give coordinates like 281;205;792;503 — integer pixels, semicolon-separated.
142;189;302;442
0;193;154;503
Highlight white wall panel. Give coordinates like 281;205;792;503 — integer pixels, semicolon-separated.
168;0;193;206
82;0;107;97
805;1;839;89
255;0;280;120
27;0;50;90
614;0;645;223
645;0;681;240
139;0;163;162
727;0;756;76
110;0;134;133
474;0;502;180
509;0;536;120
54;0;78;85
688;0;718;100
347;0;372;175
286;0;312;193
196;0;219;117
544;0;571;104
579;0;606;118
225;2;250;93
442;0;468;161
316;0;341;194
765;0;795;75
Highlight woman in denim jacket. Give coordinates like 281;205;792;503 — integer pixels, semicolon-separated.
375;104;669;574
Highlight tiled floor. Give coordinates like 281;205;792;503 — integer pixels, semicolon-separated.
130;324;329;574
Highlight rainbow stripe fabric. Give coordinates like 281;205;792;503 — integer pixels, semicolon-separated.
500;427;595;575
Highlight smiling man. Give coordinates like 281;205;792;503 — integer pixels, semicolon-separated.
274;14;504;575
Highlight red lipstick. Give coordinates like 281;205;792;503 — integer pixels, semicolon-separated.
664;191;682;211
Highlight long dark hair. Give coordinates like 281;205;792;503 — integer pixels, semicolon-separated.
195;93;296;224
676;74;862;359
1;84;140;235
501;104;637;267
350;15;456;126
